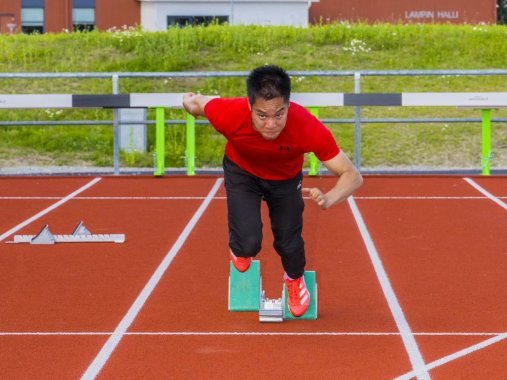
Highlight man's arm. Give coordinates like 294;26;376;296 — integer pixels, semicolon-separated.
182;93;214;117
302;151;363;210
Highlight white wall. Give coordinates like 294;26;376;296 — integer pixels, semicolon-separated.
140;0;315;31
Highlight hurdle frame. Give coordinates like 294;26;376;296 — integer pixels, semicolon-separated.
0;91;505;176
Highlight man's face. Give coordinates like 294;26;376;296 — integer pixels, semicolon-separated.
250;96;289;141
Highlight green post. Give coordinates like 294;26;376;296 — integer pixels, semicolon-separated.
186;113;196;176
308;107;319;176
481;109;492;176
154;107;165;176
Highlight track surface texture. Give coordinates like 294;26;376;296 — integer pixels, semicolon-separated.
0;175;505;379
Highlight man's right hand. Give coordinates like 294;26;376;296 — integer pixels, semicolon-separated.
182;93;211;117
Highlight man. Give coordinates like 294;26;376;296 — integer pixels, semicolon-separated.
183;65;362;317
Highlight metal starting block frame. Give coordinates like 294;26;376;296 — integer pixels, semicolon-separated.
228;260;317;323
259;291;284;323
10;221;125;244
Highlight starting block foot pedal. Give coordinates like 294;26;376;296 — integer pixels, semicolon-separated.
283;271;318;320
31;224;56;244
72;220;91;236
228;260;261;311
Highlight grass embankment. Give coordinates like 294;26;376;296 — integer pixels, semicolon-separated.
0;23;506;170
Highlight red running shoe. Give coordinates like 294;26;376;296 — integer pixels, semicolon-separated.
230;249;252;272
285;274;310;317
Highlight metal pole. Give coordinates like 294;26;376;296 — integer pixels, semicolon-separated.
112;74;120;175
354;72;361;170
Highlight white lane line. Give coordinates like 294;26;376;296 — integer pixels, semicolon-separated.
81;178;223;380
0;331;505;337
0;178;102;242
0;196;225;200
395;333;507;380
1;196;506;201
463;178;507;210
348;196;430;380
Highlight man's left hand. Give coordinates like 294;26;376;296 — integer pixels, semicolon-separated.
302;187;330;210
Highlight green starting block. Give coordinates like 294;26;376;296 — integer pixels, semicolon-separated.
283;271;318;320
228;261;317;320
228;260;261;311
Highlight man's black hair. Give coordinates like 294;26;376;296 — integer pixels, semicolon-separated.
246;65;291;105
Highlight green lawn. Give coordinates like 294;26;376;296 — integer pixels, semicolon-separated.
0;23;506;171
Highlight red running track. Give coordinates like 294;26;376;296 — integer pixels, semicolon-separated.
0;175;505;379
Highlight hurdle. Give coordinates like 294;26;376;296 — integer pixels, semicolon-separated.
1;91;505;175
291;91;507;176
0;93;204;176
228;260;318;322
291;93;344;176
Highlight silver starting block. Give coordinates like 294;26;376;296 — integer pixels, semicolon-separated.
259;290;284;323
9;221;125;244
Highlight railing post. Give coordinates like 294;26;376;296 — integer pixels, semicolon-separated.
112;74;120;175
354;72;361;170
154;107;165;176
481;108;492;175
186;113;196;176
308;106;319;176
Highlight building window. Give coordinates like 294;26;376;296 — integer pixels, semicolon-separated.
73;0;95;31
167;16;228;28
21;0;44;34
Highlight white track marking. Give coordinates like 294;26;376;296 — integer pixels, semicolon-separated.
0;331;504;337
1;195;506;201
0;196;226;200
395;333;507;380
0;178;102;242
353;196;507;200
463;178;507;210
348;196;430;380
81;178;223;380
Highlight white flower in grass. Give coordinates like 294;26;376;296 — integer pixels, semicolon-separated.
45;109;63;119
343;39;371;55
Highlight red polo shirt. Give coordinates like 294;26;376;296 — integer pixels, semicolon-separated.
204;97;340;180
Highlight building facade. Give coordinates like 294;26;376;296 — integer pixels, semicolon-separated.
141;0;316;31
0;0;140;34
310;0;497;25
0;0;499;34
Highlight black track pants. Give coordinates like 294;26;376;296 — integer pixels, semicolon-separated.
223;156;306;279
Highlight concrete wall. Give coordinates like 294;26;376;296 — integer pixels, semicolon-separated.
140;0;314;30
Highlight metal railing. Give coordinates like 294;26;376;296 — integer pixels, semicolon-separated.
1;69;507;175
